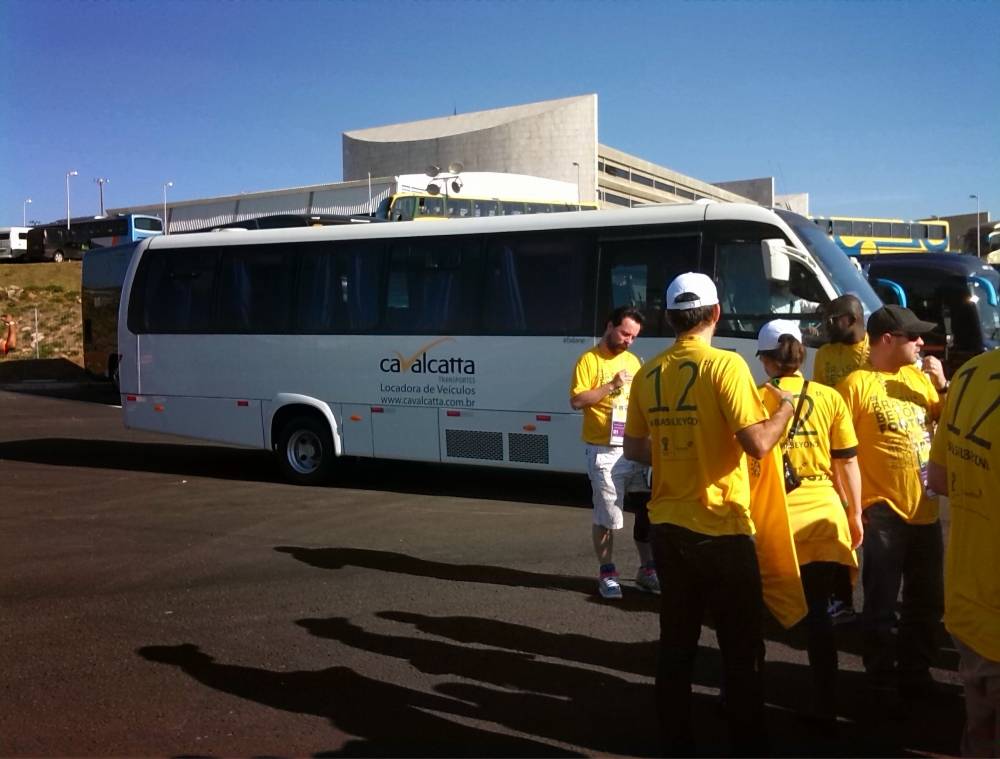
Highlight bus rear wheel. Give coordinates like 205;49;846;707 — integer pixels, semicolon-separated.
275;415;334;486
53;250;65;263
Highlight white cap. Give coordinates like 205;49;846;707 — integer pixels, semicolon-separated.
665;272;719;310
757;319;802;353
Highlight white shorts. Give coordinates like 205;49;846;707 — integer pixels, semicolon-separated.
585;444;648;530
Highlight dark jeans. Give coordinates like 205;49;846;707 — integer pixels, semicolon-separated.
799;562;839;718
650;523;767;756
861;502;944;684
625;491;651;544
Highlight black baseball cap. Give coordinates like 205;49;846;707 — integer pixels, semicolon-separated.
866;304;937;338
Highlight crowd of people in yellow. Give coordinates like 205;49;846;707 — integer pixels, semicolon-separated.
572;276;999;756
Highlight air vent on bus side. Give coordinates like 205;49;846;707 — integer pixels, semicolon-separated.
508;432;549;465
445;429;504;461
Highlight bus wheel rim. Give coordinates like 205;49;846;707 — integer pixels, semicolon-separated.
287;429;322;474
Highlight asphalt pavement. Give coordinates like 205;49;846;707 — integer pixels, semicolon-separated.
0;384;965;756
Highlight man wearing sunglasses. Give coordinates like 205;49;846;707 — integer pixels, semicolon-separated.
837;304;949;706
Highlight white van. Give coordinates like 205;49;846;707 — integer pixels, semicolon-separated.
0;227;31;261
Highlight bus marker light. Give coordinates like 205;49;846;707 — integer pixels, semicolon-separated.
523;424;537;432
350;415;363;422
154;404;164;412
370;406;384;413
126;395;137;402
446;410;461;417
536;414;551;422
237;400;249;407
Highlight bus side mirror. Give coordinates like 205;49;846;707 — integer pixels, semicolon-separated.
761;239;790;283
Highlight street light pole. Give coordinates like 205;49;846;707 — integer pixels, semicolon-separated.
970;194;981;258
572;161;581;211
23;198;32;227
95;178;109;216
162;181;173;234
65;170;78;229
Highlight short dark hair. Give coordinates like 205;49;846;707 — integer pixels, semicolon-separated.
666;305;715;334
823;294;863;323
608;305;644;328
758;334;806;374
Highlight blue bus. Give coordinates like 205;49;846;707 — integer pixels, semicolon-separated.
26;213;163;262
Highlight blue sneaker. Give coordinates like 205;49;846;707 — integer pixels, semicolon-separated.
598;572;623;600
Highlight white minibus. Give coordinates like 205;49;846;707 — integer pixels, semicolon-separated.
117;203;882;485
0;227;30;261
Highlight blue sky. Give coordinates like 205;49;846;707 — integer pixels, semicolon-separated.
2;0;997;227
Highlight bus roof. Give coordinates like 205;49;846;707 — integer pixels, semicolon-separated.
143;202;795;252
860;252;995;277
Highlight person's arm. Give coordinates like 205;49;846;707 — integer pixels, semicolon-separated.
570;369;630;410
832;456;863;549
920;356;947;421
623;434;651;466
927;461;948;496
734;383;795;459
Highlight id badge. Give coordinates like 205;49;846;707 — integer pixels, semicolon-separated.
609;400;627;446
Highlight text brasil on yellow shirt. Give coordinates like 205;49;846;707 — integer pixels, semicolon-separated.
929;349;1000;661
625;334;766;535
837;364;941;523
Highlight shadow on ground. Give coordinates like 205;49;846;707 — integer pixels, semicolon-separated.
0;437;592;506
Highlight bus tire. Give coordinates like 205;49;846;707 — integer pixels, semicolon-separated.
53;250;65;263
109;356;121;392
275;415;334;486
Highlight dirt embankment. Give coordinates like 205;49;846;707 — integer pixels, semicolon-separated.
1;261;84;372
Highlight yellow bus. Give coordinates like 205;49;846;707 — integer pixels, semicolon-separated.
374;172;598;221
811;215;949;256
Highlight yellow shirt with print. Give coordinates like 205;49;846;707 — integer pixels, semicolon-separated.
813;335;870;387
837;364;941;524
625;335;768;536
760;373;858;569
929;350;1000;661
571;346;642;445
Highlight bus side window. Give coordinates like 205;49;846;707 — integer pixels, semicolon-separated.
216;246;295;333
296;241;384;332
382;238;483;333
715;239;823;338
482;232;592;335
390;196;416;221
137;250;219;333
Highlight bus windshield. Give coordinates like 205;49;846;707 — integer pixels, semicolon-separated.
777;210;883;316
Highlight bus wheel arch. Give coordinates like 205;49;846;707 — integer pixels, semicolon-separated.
270;401;339;486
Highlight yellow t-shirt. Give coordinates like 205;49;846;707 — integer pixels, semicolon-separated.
571;346;642;445
837;364;941;524
929;350;1000;661
625;335;768;536
760;373;858;570
813;335;870;387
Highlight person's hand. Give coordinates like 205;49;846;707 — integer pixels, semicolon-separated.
612;369;632;390
848;512;864;550
921;355;947;392
761;381;794;409
1;314;14;326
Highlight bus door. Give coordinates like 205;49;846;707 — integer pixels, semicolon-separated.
596;229;703;360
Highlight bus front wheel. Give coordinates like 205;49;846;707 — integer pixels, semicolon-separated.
53;250;65;263
275;415;334;486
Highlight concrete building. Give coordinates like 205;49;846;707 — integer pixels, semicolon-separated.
113;93;804;231
344;94;771;209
